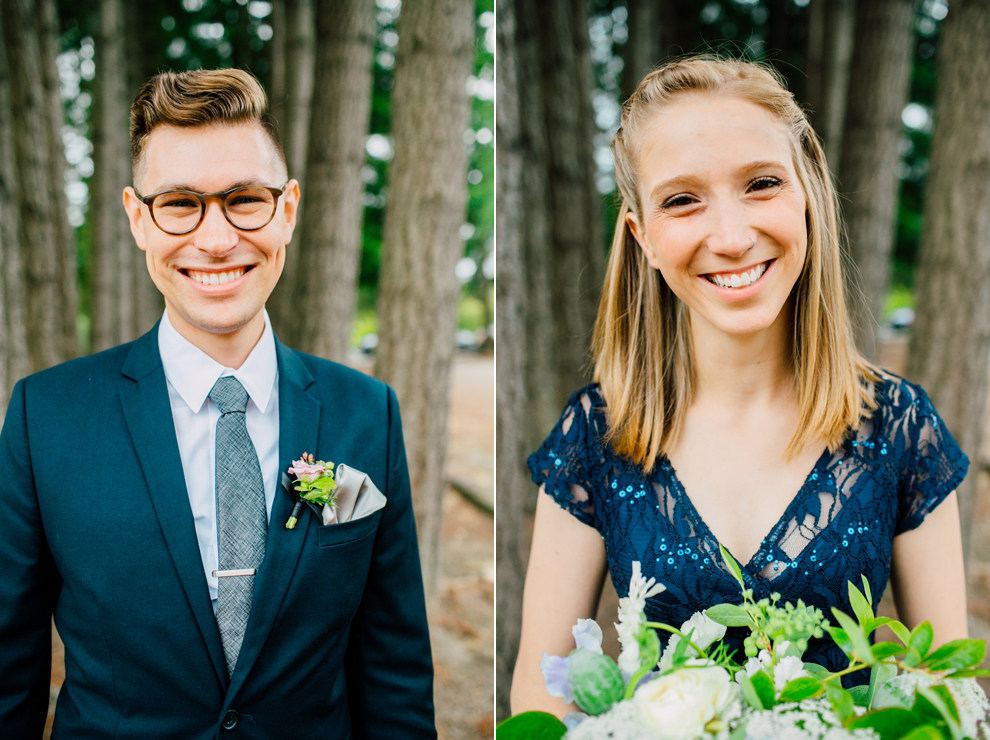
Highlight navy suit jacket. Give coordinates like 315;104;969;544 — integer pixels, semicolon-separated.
0;325;436;739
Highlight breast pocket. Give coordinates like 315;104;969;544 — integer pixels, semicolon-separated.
317;508;383;549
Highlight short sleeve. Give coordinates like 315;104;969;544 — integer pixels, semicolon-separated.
527;386;607;527
895;383;969;535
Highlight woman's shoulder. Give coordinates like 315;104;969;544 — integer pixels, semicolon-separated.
868;371;936;421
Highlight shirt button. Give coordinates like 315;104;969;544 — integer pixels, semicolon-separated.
222;710;239;731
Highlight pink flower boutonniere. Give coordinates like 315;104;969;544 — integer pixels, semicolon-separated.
284;452;339;529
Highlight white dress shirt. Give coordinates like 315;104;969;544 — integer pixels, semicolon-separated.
158;309;280;610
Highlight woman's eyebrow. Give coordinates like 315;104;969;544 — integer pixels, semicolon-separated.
648;160;789;202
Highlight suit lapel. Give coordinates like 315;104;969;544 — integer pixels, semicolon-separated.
119;326;228;686
225;340;320;697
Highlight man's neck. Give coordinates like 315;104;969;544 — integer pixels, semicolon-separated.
165;306;266;370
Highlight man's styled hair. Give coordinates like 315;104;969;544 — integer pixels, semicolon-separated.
129;68;285;176
594;55;879;472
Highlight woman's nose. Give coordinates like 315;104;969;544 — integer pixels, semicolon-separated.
706;198;754;258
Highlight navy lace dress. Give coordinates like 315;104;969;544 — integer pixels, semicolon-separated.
528;375;968;686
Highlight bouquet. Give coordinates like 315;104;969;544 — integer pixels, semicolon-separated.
498;546;990;740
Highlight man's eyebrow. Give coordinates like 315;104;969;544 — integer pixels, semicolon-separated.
151;179;269;193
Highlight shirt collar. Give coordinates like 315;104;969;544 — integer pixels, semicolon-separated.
158;308;277;414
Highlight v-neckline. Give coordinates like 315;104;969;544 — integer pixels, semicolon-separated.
659;446;832;572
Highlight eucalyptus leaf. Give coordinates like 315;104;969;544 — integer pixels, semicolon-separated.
824;681;855;722
779;676;822;702
568;649;624;716
848;684;870;706
495;712;568;740
705;603;752;628
803;662;832;680
867;661;898;710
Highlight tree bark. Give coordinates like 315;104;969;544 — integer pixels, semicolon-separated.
373;0;473;596
495;0;530;719
905;0;990;565
90;0;134;352
536;0;604;406
2;0;69;372
0;6;28;413
280;0;374;358
268;0;316;332
620;0;678;102
514;0;560;465
838;0;914;361
805;0;855;167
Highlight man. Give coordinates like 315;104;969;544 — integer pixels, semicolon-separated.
0;69;435;738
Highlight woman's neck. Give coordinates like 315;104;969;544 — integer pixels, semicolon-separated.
687;303;796;408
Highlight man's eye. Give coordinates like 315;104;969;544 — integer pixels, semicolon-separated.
749;176;783;192
159;196;199;209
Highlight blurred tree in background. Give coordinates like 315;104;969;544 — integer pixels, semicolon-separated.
497;0;990;721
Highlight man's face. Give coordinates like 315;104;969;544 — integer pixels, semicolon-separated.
123;122;299;343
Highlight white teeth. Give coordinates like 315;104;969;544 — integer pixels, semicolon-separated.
218;272;230;285
709;262;767;289
187;267;246;285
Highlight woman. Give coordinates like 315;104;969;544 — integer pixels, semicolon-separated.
510;57;969;717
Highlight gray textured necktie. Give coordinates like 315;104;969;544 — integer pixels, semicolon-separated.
210;375;267;677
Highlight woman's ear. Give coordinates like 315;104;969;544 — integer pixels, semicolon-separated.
625;209;661;270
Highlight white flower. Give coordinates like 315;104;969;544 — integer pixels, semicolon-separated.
659;612;728;672
738;650;773;683
774;656;808;692
572;618;604;654
634;666;742;740
742;697;878;740
615;562;666;676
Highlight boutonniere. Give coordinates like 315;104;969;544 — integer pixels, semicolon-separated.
284;452;339;529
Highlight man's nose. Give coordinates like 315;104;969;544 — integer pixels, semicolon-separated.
191;198;239;253
706;197;754;258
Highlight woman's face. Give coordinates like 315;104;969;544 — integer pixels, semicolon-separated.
626;94;808;340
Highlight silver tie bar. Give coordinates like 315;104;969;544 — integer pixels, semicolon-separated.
212;568;257;577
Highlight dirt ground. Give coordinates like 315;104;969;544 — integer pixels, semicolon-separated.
45;354;494;738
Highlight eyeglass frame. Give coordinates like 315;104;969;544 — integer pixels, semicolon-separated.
132;183;288;236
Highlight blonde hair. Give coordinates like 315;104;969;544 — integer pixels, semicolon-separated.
594;56;878;471
129;68;284;175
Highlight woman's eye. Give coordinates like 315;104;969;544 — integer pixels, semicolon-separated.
749;176;783;192
661;194;697;209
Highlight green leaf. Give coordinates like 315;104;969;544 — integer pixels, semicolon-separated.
865;616;894;637
945;667;990;678
923;639;986;672
640;628;661;671
803;662;832;680
779;676;822;702
750;669;776;709
921;685;961;725
848;684;870;706
888;620;912;646
899;728;949;740
719;544;745;589
705;603;752;628
728;722;749;740
671;627;695;669
862;575;873;606
824;681;855;722
568;649;625;716
737;672;765;711
495;712;567;740
911;687;962;740
847;708;930;739
906;622;934;667
312;476;337;491
872;642;907;661
867;661;898;709
828;626;853;654
830;609;875;664
848;581;873;627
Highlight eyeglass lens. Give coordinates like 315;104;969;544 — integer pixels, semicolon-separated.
153;187;278;234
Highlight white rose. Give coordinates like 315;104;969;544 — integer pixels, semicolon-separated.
635;666;741;740
659;612;728;672
773;655;809;692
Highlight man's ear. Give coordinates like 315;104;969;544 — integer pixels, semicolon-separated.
122;186;148;251
625;209;661;270
280;179;300;244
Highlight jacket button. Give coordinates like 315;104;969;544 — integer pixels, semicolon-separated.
222;710;239;730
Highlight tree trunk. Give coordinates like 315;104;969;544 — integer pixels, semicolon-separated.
280;0;373;358
2;0;69;372
620;0;678;101
536;0;603;406
90;0;134;352
38;0;77;361
495;0;529;719
905;0;990;566
514;0;560;467
838;0;914;361
268;0;316;333
373;0;473;596
0;6;28;413
806;0;855;167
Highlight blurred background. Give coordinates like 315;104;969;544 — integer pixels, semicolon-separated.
0;0;493;737
497;0;990;721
